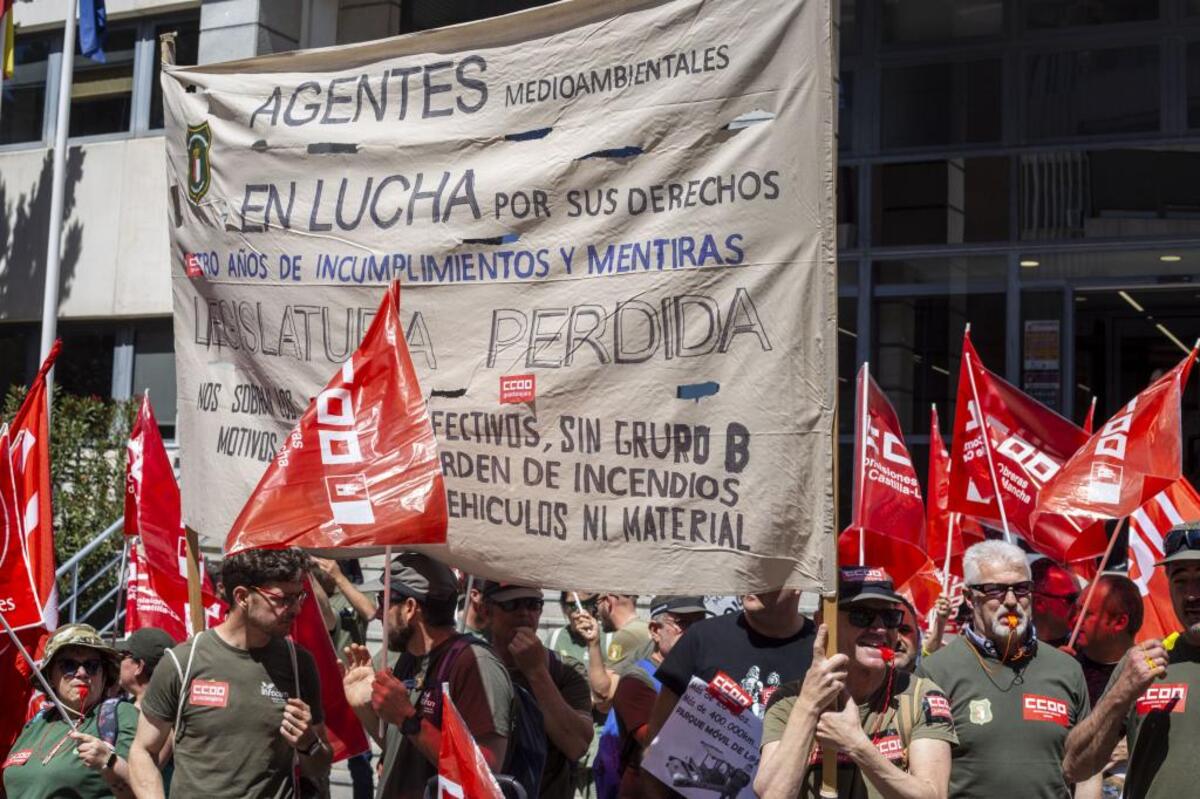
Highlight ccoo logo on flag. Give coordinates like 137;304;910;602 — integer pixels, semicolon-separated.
324;474;375;525
1086;462;1124;505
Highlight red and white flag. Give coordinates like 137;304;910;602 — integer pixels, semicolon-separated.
1035;346;1198;526
1127;479;1200;642
10;341;61;629
926;404;984;580
837;364;927;587
0;426;45;631
949;331;1106;563
289;576;370;763
1082;397;1097;436
124;541;188;642
437;684;505;799
226;282;447;554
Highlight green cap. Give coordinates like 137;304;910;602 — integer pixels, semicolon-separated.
38;623;120;684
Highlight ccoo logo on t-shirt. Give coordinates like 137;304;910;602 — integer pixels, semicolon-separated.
1136;683;1188;715
1022;693;1069;726
190;679;230;708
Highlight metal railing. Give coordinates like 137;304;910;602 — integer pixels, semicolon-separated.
55;517;126;633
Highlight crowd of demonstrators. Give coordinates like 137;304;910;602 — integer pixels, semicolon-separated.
916;540;1099;799
483;582;593;799
574;594;649;711
1064;520;1200;799
756;568;956;799
460;576;492;641
128;547;331;799
3;624;139;798
609;596;707;797
893;597;922;673
1032;557;1083;649
117;629;176;712
343;554;513;799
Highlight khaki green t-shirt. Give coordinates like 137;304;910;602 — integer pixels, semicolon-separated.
509;654;591;799
2;701;139;799
605;618;650;670
917;635;1089;799
328;591;368;661
1110;637;1200;799
761;670;958;799
142;631;324;799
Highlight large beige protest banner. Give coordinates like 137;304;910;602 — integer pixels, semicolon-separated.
164;0;837;594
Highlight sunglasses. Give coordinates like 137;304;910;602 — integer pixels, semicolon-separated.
493;597;545;613
1164;527;1200;557
969;581;1034;600
57;657;103;677
1035;590;1079;604
847;608;904;629
253;586;308;608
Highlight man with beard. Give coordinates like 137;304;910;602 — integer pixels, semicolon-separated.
1032;558;1082;648
341;554;513;799
917;541;1098;799
1064;521;1200;798
128;547;330;798
575;593;649;710
755;568;956;799
642;587;816;797
485;582;593;799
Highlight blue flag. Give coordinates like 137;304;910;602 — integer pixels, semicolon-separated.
78;0;106;63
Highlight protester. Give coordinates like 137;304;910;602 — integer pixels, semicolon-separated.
893;596;922;673
484;582;593;799
342;553;513;798
643;584;817;798
460;576;492;640
1063;521;1200;797
756;568;956;799
922;595;954;658
128;548;331;799
2;624;138;798
117;628;176;709
1031;557;1081;648
575;594;649;709
1070;573;1142;705
610;595;706;797
917;540;1098;799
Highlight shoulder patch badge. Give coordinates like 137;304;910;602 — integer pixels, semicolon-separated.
968;698;992;725
607;642;623;662
186;121;212;204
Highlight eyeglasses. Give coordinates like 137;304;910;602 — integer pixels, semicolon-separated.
969;581;1034;600
493;598;545;613
847;608;905;629
1035;590;1079;604
57;658;103;677
253;586;308;608
1164;527;1200;557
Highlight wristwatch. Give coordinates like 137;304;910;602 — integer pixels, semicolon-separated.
400;714;422;736
104;751;118;771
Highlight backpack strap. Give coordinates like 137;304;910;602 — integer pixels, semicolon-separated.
170;632;203;736
285;637;301;799
896;675;926;758
548;627;563;652
97;697;125;747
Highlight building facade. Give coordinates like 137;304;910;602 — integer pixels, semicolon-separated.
2;0;1199;519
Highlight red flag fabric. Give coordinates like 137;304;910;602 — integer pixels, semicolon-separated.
1082;397;1097;436
0;427;44;631
124;541;188;642
438;684;505;799
10;341;61;629
289;576;369;763
837;365;927;587
949;331;1106;563
226;282;447;554
925;405;985;599
1127;479;1200;643
0;628;46;773
1034;347;1198;526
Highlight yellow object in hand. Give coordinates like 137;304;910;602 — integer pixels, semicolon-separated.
1164;632;1180;651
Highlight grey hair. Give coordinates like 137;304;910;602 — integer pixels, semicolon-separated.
962;540;1030;586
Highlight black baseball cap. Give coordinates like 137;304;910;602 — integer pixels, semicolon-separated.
649;596;708;617
361;553;459;601
838;567;903;606
117;627;177;671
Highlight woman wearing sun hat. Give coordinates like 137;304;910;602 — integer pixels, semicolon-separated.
2;623;139;798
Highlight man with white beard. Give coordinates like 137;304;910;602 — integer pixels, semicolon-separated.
918;541;1101;799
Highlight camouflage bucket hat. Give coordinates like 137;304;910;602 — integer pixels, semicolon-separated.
38;623;121;684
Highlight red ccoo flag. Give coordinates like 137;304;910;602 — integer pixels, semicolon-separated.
1034;346;1197;527
124;541;188;642
0;426;45;631
837;364;928;588
226;282;447;554
949;330;1106;564
926;404;985;579
438;683;505;799
1126;479;1200;642
10;341;61;629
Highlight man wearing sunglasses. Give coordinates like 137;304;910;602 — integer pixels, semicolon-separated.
756;568;957;799
129;547;331;799
1032;558;1083;649
575;593;650;711
917;540;1097;799
1064;520;1200;799
484;582;593;799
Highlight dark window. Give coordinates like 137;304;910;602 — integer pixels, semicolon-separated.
131;319;177;437
881;60;1002;148
56;324;116;398
839;294;857;435
839;166;858;248
840;0;859;55
874;255;1007;288
0;324;37;401
839;71;853;151
882;0;1003;44
873;158;1010;246
1;34;54;145
151;17;201;130
1188;43;1200;129
1025;0;1157;29
402;0;556;32
1025;46;1159;140
69;27;137;137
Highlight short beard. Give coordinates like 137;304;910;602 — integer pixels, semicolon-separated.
388;624;413;653
989;613;1028;640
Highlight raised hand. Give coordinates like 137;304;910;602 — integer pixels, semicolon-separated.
815;694;868;754
798;624;849;713
342;643;376;709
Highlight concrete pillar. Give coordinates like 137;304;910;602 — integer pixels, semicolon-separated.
337;0;401;45
198;0;305;64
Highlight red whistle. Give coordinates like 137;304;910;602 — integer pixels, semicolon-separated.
877;646;895;663
77;685;89;705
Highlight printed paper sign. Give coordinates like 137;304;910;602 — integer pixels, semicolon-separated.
643;676;761;799
163;0;837;594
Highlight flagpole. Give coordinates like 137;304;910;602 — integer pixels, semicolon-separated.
962;332;1014;543
857;362;870;566
111;537;130;643
379;544;392;742
1066;517;1127;651
457;574;473;633
0;610;77;727
941;513;956;594
40;0;79;412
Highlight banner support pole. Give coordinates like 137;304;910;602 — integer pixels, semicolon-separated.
855;363;870;566
1066;517;1126;651
0;610;77;727
111;537;130;643
184;527;205;634
457;574;473;634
